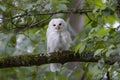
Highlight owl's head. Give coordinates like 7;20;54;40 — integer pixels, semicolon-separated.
48;18;67;31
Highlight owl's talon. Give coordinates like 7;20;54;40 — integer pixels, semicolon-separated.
40;53;46;56
47;53;51;57
39;54;42;56
59;51;62;53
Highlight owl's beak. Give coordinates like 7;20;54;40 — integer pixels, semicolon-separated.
55;25;60;30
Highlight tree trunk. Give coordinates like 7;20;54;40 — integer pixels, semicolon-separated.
67;0;85;79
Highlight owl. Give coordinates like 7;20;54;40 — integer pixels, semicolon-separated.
46;18;72;72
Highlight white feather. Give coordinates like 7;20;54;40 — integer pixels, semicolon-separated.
46;18;72;72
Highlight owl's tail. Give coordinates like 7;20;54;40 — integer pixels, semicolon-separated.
50;63;61;72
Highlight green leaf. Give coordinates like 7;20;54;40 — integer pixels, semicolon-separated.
94;48;104;56
75;43;81;53
57;4;67;10
44;4;51;10
102;7;114;17
97;58;105;69
79;42;86;53
0;5;6;11
108;44;115;49
96;28;110;37
75;41;86;53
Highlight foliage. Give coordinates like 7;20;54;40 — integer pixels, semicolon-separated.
0;0;120;80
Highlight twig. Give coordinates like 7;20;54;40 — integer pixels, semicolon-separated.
85;13;92;21
106;71;110;80
29;15;53;27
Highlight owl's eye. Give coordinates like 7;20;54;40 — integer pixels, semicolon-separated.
53;24;56;26
59;23;62;26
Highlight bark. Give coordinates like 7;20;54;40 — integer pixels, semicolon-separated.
67;1;85;79
0;51;118;68
68;0;84;34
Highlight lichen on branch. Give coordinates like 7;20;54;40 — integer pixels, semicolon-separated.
0;51;118;68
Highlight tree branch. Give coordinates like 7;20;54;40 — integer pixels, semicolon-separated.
3;9;92;20
0;51;118;68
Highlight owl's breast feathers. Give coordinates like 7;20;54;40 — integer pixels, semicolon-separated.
47;30;71;52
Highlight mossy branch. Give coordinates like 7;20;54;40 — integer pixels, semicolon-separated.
0;51;118;68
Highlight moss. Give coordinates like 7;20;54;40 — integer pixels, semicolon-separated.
0;56;7;64
0;51;117;68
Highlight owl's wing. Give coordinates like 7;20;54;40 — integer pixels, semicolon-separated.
67;31;72;49
62;31;72;50
66;31;72;44
46;28;51;53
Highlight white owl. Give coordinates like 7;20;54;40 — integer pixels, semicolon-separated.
47;18;72;72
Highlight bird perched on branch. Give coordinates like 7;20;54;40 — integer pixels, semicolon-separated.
46;18;72;72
